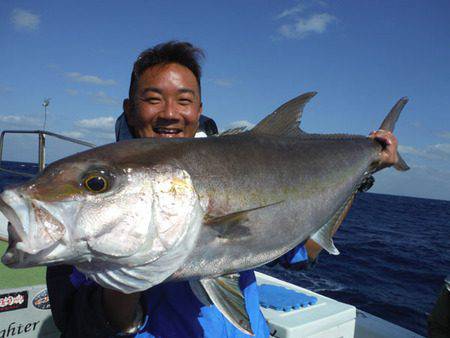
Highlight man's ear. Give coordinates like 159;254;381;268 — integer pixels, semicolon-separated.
197;102;203;131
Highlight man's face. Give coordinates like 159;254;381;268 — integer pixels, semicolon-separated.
125;63;202;139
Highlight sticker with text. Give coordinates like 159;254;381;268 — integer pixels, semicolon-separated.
0;291;28;313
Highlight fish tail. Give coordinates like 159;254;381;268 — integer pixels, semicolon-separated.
378;97;410;171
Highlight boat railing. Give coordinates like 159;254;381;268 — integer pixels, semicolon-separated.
0;130;96;176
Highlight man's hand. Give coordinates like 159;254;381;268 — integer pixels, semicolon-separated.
102;289;143;333
369;130;399;168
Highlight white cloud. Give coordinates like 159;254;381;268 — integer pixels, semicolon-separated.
66;72;116;86
46;64;60;71
409;121;422;128
93;131;115;143
372;165;450;201
226;120;255;130
276;3;306;20
11;9;40;31
278;13;336;39
57;129;114;146
431;143;450;159
62;131;85;139
211;78;233;88
65;89;79;96
0;114;41;128
399;143;450;161
75;116;116;132
398;145;421;156
91;91;121;106
0;85;13;94
437;131;450;139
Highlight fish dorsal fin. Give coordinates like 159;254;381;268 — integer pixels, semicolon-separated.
251;92;317;136
219;126;250;136
310;193;356;255
191;274;254;336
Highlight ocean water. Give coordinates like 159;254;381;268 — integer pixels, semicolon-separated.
1;161;449;336
259;191;450;336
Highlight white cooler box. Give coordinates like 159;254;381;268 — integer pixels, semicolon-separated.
256;272;356;338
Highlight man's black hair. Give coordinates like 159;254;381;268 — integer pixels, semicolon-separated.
128;41;204;99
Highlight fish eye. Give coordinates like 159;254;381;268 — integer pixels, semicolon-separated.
83;174;109;193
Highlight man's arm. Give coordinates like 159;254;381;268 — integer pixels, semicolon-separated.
46;266;115;337
47;266;144;337
102;289;143;334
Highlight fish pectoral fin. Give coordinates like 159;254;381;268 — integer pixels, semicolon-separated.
251;92;317;136
194;274;254;336
309;223;339;256
310;193;356;255
189;280;213;306
204;201;283;239
204;210;250;227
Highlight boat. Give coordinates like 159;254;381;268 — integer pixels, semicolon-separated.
0;129;424;337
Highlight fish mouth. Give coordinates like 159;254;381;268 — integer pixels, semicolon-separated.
1;216;66;268
0;192;30;267
0;191;66;268
2;227;64;268
1;223;26;267
0;193;28;245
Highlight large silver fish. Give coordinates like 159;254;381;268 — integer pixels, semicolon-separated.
0;92;408;334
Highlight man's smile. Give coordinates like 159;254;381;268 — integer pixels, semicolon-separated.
153;126;183;137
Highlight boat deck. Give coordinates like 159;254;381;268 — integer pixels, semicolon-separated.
0;269;424;338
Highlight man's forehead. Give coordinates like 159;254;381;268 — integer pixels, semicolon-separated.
140;63;197;84
135;64;200;99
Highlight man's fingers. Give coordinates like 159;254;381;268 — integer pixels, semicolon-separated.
369;129;399;167
369;130;395;148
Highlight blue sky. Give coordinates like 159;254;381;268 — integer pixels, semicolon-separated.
0;1;449;200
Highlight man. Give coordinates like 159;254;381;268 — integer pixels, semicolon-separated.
428;275;450;337
47;41;399;337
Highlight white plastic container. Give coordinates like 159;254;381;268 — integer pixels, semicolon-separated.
255;272;356;338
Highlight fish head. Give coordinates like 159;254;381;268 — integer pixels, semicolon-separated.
1;146;202;271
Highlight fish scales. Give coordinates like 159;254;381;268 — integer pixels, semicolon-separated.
156;134;381;280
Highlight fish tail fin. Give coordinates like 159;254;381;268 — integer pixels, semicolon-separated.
378;97;410;171
394;153;409;171
379;97;408;132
